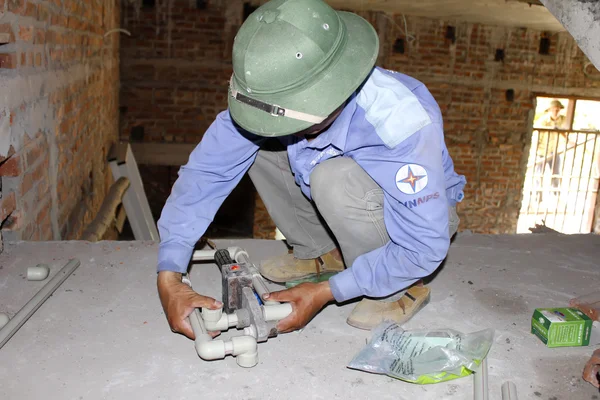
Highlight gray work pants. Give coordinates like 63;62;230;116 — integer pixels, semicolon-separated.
248;142;459;274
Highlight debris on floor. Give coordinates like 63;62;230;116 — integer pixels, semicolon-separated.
583;349;600;389
570;290;600;321
348;322;494;384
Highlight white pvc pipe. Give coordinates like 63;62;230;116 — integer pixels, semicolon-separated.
263;303;293;321
228;247;249;264
501;381;518;400
252;275;279;306
474;358;489;400
192;250;217;261
0;259;81;349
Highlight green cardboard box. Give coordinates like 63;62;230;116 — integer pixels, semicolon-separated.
531;307;593;348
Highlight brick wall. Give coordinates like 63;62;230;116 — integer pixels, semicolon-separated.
0;0;120;243
381;16;600;233
120;1;600;235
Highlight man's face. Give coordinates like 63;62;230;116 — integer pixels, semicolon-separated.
550;106;561;118
293;102;347;140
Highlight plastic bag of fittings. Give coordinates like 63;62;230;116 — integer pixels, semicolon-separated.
348;322;494;384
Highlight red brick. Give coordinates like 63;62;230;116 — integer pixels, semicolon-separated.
23;2;37;18
0;154;21;176
7;0;24;13
37;4;51;23
0;53;16;69
0;24;15;44
18;25;33;42
34;29;45;44
0;192;16;222
20;173;34;195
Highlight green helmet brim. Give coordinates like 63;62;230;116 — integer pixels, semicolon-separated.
228;11;379;137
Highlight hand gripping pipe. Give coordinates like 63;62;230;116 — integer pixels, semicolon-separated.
186;247;293;367
183;275;259;368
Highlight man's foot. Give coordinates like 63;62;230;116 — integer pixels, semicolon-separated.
259;248;344;283
346;284;431;330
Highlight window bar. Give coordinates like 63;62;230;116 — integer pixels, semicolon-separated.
534;130;552;224
566;99;576;131
548;131;561;228
553;131;570;231
572;134;589;234
578;134;597;232
560;132;580;232
526;131;541;214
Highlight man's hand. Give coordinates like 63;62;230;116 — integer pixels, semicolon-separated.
263;281;334;333
157;271;222;339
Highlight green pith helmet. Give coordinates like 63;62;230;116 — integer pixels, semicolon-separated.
228;0;379;137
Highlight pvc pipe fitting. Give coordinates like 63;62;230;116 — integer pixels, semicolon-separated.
231;336;258;368
204;312;238;331
243;325;257;339
0;313;9;329
191;250;217;261
27;264;50;281
263;303;293;321
201;307;222;322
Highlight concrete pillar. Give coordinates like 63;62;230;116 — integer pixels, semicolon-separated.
540;0;600;70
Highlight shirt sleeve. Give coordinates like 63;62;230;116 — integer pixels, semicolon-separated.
157;111;260;273
329;122;451;302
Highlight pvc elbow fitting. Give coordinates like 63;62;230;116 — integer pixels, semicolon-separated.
231;336;258;368
195;339;226;360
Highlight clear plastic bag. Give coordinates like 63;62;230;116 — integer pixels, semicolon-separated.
348;322;494;384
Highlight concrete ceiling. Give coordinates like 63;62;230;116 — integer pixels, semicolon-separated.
251;0;565;32
333;0;564;31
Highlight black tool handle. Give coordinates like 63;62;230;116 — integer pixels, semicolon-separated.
214;249;234;270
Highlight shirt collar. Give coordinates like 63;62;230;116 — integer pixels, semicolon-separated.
302;95;357;152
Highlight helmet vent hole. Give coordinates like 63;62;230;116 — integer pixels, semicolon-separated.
247;88;252;93
295;52;303;59
323;23;329;30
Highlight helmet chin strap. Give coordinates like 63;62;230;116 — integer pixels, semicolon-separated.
229;75;326;125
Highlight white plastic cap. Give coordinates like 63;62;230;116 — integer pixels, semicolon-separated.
27;264;50;281
0;313;9;329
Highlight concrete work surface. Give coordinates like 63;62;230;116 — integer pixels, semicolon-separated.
0;234;598;399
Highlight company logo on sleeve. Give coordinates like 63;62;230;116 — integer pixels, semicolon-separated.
395;164;428;194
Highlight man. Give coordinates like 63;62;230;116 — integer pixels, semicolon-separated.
539;99;567;130
535;100;569;203
157;0;466;339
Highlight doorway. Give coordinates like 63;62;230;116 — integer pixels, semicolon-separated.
518;96;600;233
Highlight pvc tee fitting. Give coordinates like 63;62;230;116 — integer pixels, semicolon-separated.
202;308;239;331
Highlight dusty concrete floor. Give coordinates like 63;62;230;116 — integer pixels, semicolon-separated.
0;234;598;400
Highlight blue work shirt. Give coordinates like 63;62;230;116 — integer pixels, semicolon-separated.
157;67;466;303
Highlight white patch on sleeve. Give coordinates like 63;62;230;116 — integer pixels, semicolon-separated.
357;69;432;148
